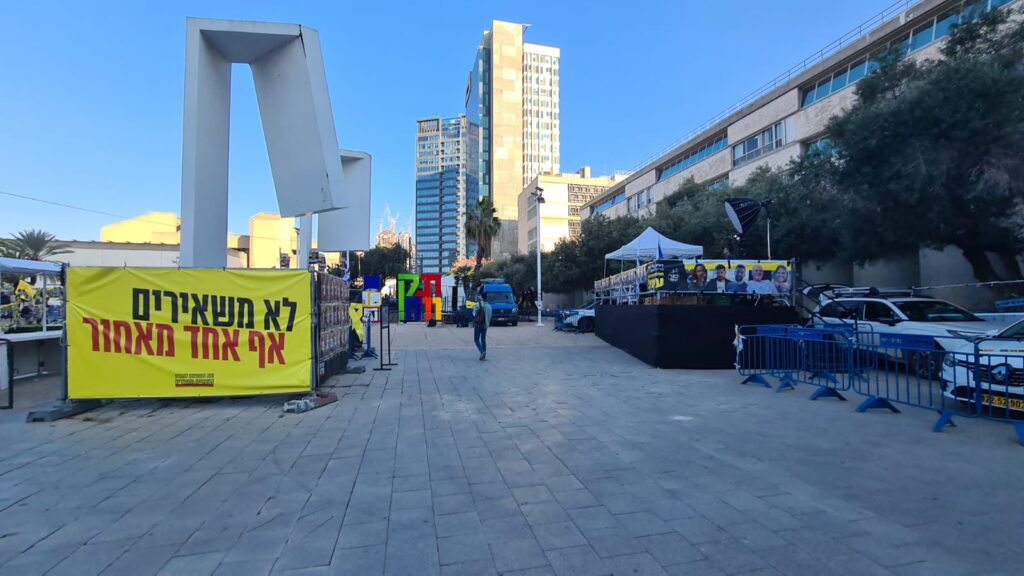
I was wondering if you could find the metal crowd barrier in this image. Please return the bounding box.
[736,324,1024,444]
[553,310,569,332]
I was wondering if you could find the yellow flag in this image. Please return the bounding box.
[16,279,35,299]
[349,303,365,341]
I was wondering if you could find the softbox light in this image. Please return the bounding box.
[724,198,763,235]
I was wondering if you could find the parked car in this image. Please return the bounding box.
[811,293,1006,376]
[941,319,1024,413]
[564,301,596,332]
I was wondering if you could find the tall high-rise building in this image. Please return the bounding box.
[415,116,466,273]
[466,20,560,260]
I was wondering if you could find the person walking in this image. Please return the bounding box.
[473,293,492,361]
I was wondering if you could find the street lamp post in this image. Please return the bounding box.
[531,187,545,327]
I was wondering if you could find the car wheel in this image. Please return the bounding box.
[904,349,942,380]
[578,317,595,333]
[511,320,518,326]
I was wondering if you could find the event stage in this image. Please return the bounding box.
[596,304,799,369]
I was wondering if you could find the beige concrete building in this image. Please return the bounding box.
[93,212,318,269]
[466,20,560,261]
[247,213,299,269]
[583,0,1014,221]
[100,212,181,244]
[517,167,618,254]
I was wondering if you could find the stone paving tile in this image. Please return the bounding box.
[544,545,611,576]
[531,520,588,551]
[3,323,1023,575]
[604,553,669,576]
[489,537,550,573]
[437,533,492,565]
[156,552,225,576]
[330,544,385,576]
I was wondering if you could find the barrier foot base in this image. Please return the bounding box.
[1013,422,1024,447]
[372,367,392,372]
[26,400,104,423]
[808,371,839,385]
[932,411,957,433]
[741,375,772,389]
[855,396,901,414]
[810,386,846,401]
[776,374,796,393]
[362,348,379,360]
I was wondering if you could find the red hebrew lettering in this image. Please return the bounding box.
[248,331,267,369]
[267,333,286,365]
[201,327,220,360]
[82,318,102,352]
[112,320,132,354]
[220,329,240,361]
[100,319,112,353]
[155,323,175,357]
[183,325,201,359]
[133,322,155,356]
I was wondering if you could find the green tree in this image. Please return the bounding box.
[2,229,70,261]
[825,8,1024,280]
[479,253,536,294]
[359,245,411,279]
[542,215,645,293]
[464,197,501,273]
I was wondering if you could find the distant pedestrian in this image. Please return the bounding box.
[473,293,492,361]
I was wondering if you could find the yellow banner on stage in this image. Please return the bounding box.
[67,268,312,399]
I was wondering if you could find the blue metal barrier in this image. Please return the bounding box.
[735,325,801,390]
[553,310,567,332]
[848,333,976,431]
[737,325,1024,441]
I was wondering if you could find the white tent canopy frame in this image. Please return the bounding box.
[0,257,62,276]
[603,227,704,278]
[604,227,703,261]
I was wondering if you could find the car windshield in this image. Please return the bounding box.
[486,292,515,305]
[1000,321,1024,338]
[893,301,981,322]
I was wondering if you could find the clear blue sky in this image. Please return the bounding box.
[0,0,897,242]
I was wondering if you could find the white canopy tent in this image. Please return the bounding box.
[605,227,703,262]
[0,257,62,276]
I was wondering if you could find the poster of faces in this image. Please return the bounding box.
[318,273,350,377]
[646,260,792,294]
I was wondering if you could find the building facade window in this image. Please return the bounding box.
[656,134,729,182]
[800,0,1013,109]
[733,122,785,167]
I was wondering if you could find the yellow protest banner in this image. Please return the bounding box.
[67,268,312,399]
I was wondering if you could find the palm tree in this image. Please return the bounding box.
[464,197,501,274]
[4,230,71,261]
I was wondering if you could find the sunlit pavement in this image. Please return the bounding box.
[1,321,1021,575]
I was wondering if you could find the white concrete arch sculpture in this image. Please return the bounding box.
[180,17,370,267]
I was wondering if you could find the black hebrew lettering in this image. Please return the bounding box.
[132,288,149,321]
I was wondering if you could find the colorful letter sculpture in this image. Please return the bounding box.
[396,273,443,323]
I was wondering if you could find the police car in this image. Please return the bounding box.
[563,301,596,332]
[811,289,1005,376]
[941,320,1024,413]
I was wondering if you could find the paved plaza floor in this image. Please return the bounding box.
[1,321,1022,575]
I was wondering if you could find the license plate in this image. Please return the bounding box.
[981,394,1024,411]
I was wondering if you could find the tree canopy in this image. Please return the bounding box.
[465,197,501,272]
[1,229,70,261]
[540,8,1024,291]
[825,8,1024,281]
[358,245,411,279]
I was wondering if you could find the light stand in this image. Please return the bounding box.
[531,187,546,327]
